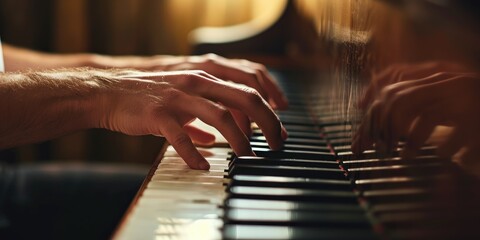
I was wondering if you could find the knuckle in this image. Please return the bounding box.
[163,88,184,102]
[214,107,233,122]
[203,53,219,63]
[177,72,205,89]
[243,87,264,104]
[190,69,207,75]
[256,63,267,72]
[379,84,397,99]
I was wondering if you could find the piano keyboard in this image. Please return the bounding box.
[114,71,480,240]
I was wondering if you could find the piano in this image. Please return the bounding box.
[113,1,480,239]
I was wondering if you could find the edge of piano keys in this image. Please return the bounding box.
[113,143,231,240]
[112,142,170,240]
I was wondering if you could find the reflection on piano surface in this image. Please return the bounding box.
[114,0,480,239]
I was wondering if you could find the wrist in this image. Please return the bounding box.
[26,69,118,131]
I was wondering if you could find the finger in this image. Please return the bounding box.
[359,64,460,109]
[230,109,252,137]
[436,128,463,159]
[196,80,284,150]
[400,114,437,159]
[458,145,480,166]
[160,120,210,170]
[197,56,270,101]
[358,82,376,109]
[352,102,379,154]
[253,66,288,109]
[184,124,216,147]
[177,96,255,156]
[209,57,289,110]
[380,82,446,150]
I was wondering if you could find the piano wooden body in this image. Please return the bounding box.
[114,1,480,239]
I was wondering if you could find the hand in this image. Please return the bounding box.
[94,53,289,110]
[359,61,466,109]
[352,71,480,163]
[95,70,287,170]
[4,45,288,110]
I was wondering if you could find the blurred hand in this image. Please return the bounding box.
[95,70,287,170]
[352,63,480,162]
[359,61,466,109]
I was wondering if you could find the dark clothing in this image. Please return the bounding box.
[0,162,148,240]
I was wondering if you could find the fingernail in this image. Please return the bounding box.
[199,161,210,170]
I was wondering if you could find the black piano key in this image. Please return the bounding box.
[278,115,315,125]
[337,146,438,161]
[328,138,352,147]
[318,120,352,127]
[278,112,311,119]
[277,109,309,116]
[250,142,331,152]
[228,164,345,180]
[253,148,335,160]
[229,174,352,191]
[224,208,371,228]
[225,198,363,212]
[369,201,457,220]
[231,156,339,169]
[362,188,434,204]
[354,175,450,191]
[325,131,352,140]
[227,186,358,204]
[342,155,447,169]
[282,124,320,133]
[223,225,378,240]
[250,136,328,146]
[323,124,352,134]
[347,163,448,180]
[253,130,323,140]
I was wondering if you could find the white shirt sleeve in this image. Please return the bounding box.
[0,37,4,72]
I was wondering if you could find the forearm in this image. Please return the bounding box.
[3,44,99,71]
[0,68,113,149]
[2,43,176,72]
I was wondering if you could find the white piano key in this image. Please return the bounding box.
[160,157,229,165]
[139,195,224,206]
[146,181,224,190]
[115,145,228,240]
[137,200,219,210]
[142,188,225,199]
[156,164,228,171]
[154,169,227,176]
[150,175,226,184]
[132,208,223,219]
[163,146,231,158]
